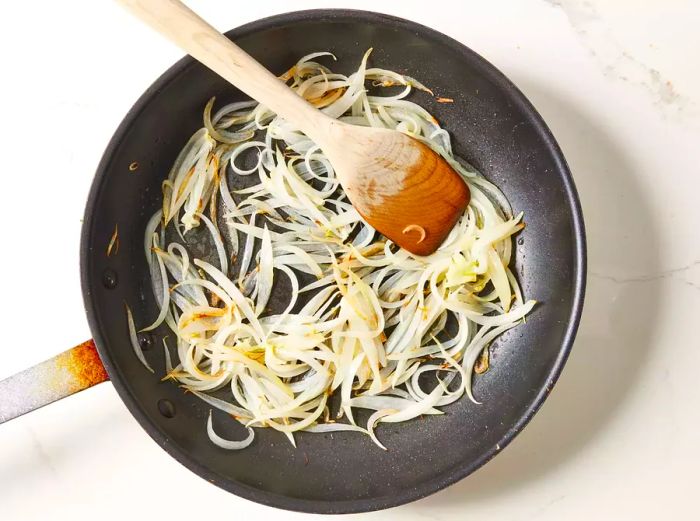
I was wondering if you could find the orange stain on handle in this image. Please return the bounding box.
[56,340,109,391]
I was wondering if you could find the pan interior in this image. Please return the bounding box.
[81,10,584,514]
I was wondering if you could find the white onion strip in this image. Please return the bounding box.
[206,411,254,450]
[126,304,154,373]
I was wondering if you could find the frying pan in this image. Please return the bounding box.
[0,9,585,514]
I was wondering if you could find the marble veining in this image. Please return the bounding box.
[544,0,694,118]
[591,259,700,291]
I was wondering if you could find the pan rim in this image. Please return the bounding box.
[80,8,586,514]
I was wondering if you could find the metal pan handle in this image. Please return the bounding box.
[0,340,108,424]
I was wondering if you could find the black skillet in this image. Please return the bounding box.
[0,9,585,514]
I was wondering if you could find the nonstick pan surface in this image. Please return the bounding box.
[81,9,585,514]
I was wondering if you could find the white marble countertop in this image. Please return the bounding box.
[1,1,698,519]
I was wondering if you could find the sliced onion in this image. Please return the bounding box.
[192,390,249,419]
[367,409,396,450]
[206,411,254,450]
[255,226,273,315]
[133,49,535,451]
[141,236,170,332]
[126,304,154,373]
[305,423,368,434]
[163,337,173,373]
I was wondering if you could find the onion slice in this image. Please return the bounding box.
[126,304,154,373]
[206,411,255,450]
[367,409,397,450]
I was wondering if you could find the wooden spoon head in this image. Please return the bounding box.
[325,125,470,256]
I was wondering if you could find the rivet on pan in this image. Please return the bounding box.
[138,332,154,351]
[102,268,118,289]
[517,237,524,246]
[157,399,176,418]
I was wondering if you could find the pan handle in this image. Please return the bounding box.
[0,340,108,424]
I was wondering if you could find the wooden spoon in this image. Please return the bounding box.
[117,0,470,256]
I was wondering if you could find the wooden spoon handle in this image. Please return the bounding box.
[116,0,332,143]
